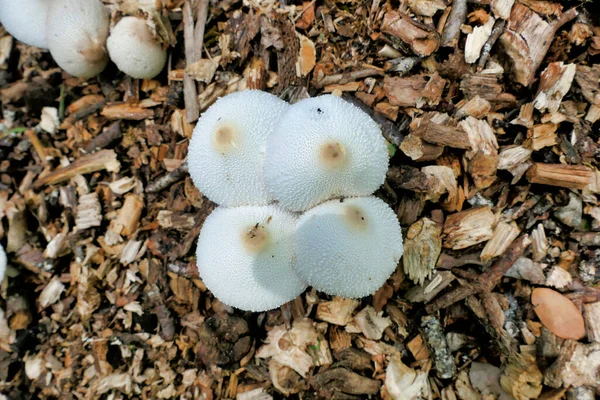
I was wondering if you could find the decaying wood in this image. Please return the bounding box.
[526,163,592,189]
[443,206,495,250]
[33,150,120,189]
[403,218,442,285]
[500,4,578,86]
[382,10,440,56]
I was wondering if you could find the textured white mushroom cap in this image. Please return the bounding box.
[196,205,306,312]
[264,95,389,211]
[46,0,109,78]
[107,16,167,79]
[0,0,50,48]
[0,242,6,284]
[188,90,289,207]
[295,196,403,298]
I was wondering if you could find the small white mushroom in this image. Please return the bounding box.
[0,0,50,48]
[196,205,306,312]
[188,90,289,207]
[264,95,389,211]
[0,243,6,284]
[46,0,109,78]
[294,196,403,298]
[107,16,167,79]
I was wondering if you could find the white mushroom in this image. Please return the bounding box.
[264,95,389,211]
[0,0,50,48]
[294,196,403,298]
[188,90,289,207]
[107,16,167,79]
[0,243,6,284]
[46,0,109,78]
[196,205,306,312]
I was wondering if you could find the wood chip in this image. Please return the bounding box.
[443,206,496,250]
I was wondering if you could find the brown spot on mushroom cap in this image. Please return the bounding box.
[79,40,107,63]
[344,205,368,231]
[241,224,269,253]
[212,122,239,154]
[319,141,346,169]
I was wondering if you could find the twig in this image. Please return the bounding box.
[146,161,189,193]
[440,0,468,47]
[477,19,506,71]
[313,68,383,89]
[83,121,121,153]
[425,234,530,313]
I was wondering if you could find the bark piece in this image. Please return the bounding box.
[499,3,578,86]
[528,123,557,151]
[33,150,120,188]
[443,206,495,250]
[312,368,381,397]
[531,288,586,340]
[440,0,468,47]
[100,103,154,120]
[454,96,491,119]
[382,10,440,56]
[583,302,600,343]
[481,221,520,263]
[384,73,446,108]
[461,117,499,189]
[403,218,442,285]
[111,194,144,237]
[574,64,600,106]
[75,193,102,231]
[196,313,251,366]
[405,271,455,303]
[505,257,546,284]
[460,73,517,108]
[545,342,600,390]
[316,297,359,326]
[533,62,577,113]
[526,163,592,189]
[399,135,444,161]
[411,114,471,149]
[421,316,456,379]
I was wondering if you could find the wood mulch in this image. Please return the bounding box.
[1,0,600,399]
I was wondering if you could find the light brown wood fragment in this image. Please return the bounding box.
[185,57,220,83]
[406,334,431,361]
[499,3,578,86]
[316,297,359,326]
[497,146,532,172]
[33,150,120,188]
[382,10,440,56]
[112,194,144,236]
[296,34,316,77]
[531,224,548,262]
[374,102,399,121]
[491,0,515,19]
[454,96,491,119]
[101,103,154,120]
[422,165,461,210]
[460,73,517,107]
[353,306,391,340]
[25,130,49,165]
[400,135,444,161]
[480,221,520,262]
[574,64,600,106]
[511,102,534,127]
[75,193,102,231]
[323,82,361,93]
[244,57,267,90]
[533,62,576,113]
[384,73,446,108]
[528,123,557,151]
[412,115,471,149]
[408,0,445,17]
[526,163,592,189]
[461,117,498,189]
[443,206,495,250]
[404,271,455,303]
[403,218,442,285]
[500,354,543,400]
[585,104,600,123]
[584,302,600,343]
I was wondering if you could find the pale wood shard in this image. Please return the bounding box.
[384,353,431,400]
[100,103,154,120]
[533,62,577,113]
[313,68,383,89]
[528,123,557,151]
[443,206,495,250]
[497,146,532,173]
[381,10,440,56]
[244,57,267,90]
[545,342,600,390]
[545,266,572,289]
[353,306,391,340]
[111,194,144,237]
[295,34,316,77]
[422,165,461,210]
[404,271,456,303]
[399,134,444,161]
[465,17,495,64]
[480,221,520,263]
[185,57,220,83]
[501,354,543,400]
[316,297,359,326]
[505,257,546,284]
[454,96,491,119]
[407,0,446,17]
[33,150,121,189]
[526,163,592,189]
[157,210,197,230]
[583,302,600,343]
[511,102,534,128]
[491,0,515,19]
[499,3,578,86]
[531,223,548,262]
[75,193,102,231]
[403,218,442,285]
[182,0,199,123]
[460,117,499,189]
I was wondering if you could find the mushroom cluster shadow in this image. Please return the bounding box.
[189,90,404,312]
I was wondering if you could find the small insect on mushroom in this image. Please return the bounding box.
[196,205,306,312]
[107,16,167,79]
[46,0,110,78]
[294,196,404,298]
[188,90,289,207]
[264,95,389,212]
[0,0,50,48]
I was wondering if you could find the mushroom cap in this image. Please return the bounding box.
[0,0,50,48]
[107,16,167,79]
[196,205,306,312]
[264,95,389,211]
[188,90,289,207]
[0,242,6,284]
[294,196,403,298]
[47,0,109,78]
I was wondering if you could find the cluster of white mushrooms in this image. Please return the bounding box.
[188,91,404,312]
[0,0,166,79]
